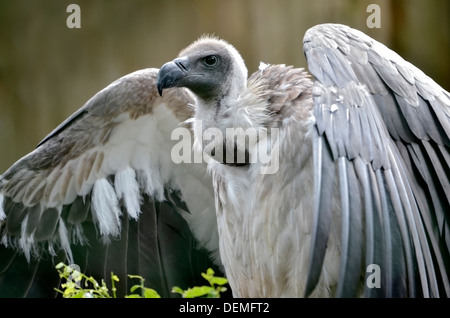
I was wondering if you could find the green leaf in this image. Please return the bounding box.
[210,276,228,286]
[183,286,213,298]
[55,262,65,269]
[172,286,184,295]
[143,288,161,298]
[130,285,142,293]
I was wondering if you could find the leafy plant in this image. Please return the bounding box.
[55,262,227,298]
[55,263,123,298]
[171,268,228,298]
[126,275,161,298]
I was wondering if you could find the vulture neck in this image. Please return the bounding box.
[193,65,250,131]
[193,76,272,167]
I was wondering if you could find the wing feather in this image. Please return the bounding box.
[335,157,364,297]
[354,157,385,297]
[304,23,450,297]
[0,68,221,297]
[305,133,334,296]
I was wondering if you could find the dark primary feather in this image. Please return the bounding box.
[304,23,449,297]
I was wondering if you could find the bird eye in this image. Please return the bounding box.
[203,55,218,66]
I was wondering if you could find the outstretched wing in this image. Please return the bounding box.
[303,24,449,297]
[0,68,221,297]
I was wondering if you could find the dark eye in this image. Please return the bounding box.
[203,55,218,66]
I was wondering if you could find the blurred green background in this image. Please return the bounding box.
[0,0,449,173]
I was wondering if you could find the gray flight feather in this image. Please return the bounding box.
[304,23,449,297]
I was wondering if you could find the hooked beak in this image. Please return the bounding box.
[156,57,189,96]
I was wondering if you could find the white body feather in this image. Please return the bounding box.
[211,104,341,297]
[0,100,220,265]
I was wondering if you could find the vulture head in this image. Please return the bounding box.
[157,36,247,103]
[157,36,257,165]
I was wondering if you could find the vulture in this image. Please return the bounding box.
[0,24,449,298]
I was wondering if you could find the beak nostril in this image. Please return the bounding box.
[174,57,189,72]
[176,61,187,72]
